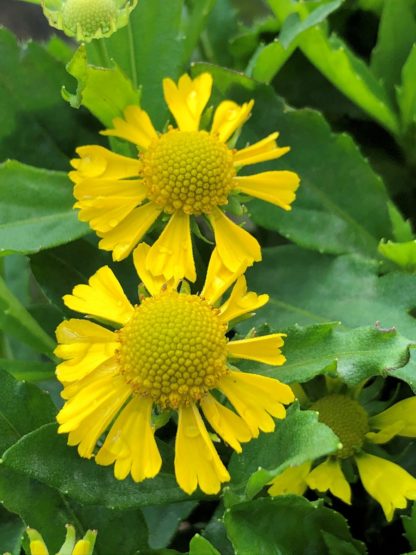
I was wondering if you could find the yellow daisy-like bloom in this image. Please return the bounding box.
[26,525,96,555]
[269,393,416,521]
[70,72,300,281]
[55,246,294,494]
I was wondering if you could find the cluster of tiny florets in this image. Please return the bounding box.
[312,394,369,458]
[117,291,229,409]
[142,130,235,215]
[61,0,118,37]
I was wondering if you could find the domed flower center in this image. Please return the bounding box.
[117,291,229,409]
[142,130,235,215]
[312,394,369,458]
[62,0,118,36]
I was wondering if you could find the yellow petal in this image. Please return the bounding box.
[355,452,416,521]
[268,461,312,497]
[29,540,49,555]
[200,248,249,305]
[101,105,158,149]
[200,393,252,453]
[55,319,118,382]
[306,458,351,504]
[233,133,290,167]
[208,207,261,273]
[73,540,92,555]
[63,266,134,325]
[74,178,144,199]
[70,145,142,181]
[146,212,196,282]
[367,398,416,444]
[163,73,213,131]
[218,371,294,436]
[227,334,286,366]
[233,171,300,211]
[211,99,254,143]
[96,397,162,482]
[98,202,162,261]
[219,276,268,323]
[133,243,175,296]
[175,404,230,494]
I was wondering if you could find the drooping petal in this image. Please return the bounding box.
[101,105,158,149]
[219,276,268,323]
[63,266,134,326]
[227,334,286,366]
[175,404,230,494]
[355,452,416,521]
[367,398,416,444]
[233,171,300,211]
[98,202,162,261]
[306,457,351,504]
[218,371,294,437]
[208,207,261,273]
[163,73,213,131]
[70,145,142,182]
[200,393,252,453]
[200,248,249,305]
[55,319,118,382]
[233,133,290,167]
[29,540,49,555]
[133,243,175,296]
[211,100,254,143]
[145,211,196,282]
[96,397,162,482]
[268,461,312,497]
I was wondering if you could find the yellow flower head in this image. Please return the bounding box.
[27,525,96,555]
[269,391,416,521]
[54,247,294,494]
[70,73,300,281]
[41,0,137,42]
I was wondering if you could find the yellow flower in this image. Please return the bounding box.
[70,73,300,281]
[55,247,294,494]
[269,393,416,521]
[41,0,137,42]
[27,525,96,555]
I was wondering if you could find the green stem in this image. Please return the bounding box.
[127,18,138,88]
[96,38,111,67]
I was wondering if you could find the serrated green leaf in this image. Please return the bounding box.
[62,45,140,128]
[0,506,24,555]
[0,28,99,170]
[267,0,400,134]
[397,44,416,131]
[189,535,221,555]
[0,161,88,256]
[142,501,197,549]
[370,0,416,102]
[224,496,366,555]
[228,405,338,498]
[2,423,201,509]
[388,202,414,242]
[379,240,416,271]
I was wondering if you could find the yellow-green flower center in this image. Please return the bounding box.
[117,291,228,409]
[312,394,369,458]
[62,0,118,37]
[142,130,235,215]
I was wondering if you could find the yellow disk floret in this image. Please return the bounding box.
[117,291,228,408]
[312,394,369,458]
[142,130,235,215]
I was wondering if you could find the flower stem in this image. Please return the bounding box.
[96,38,111,67]
[127,18,138,89]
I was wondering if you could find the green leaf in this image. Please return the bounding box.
[0,369,55,455]
[370,0,416,102]
[388,201,414,242]
[0,28,100,170]
[204,0,239,67]
[378,240,416,271]
[228,405,338,498]
[0,359,54,382]
[397,44,416,131]
[63,45,140,128]
[224,496,365,555]
[2,423,200,509]
[0,161,88,257]
[182,0,217,65]
[249,40,294,83]
[189,535,221,555]
[142,501,197,549]
[259,322,414,386]
[267,0,400,134]
[0,276,55,355]
[403,502,416,550]
[0,506,24,555]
